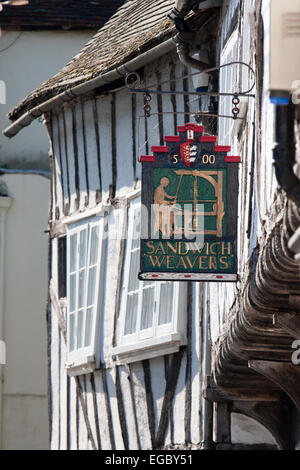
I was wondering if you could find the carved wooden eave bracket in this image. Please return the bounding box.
[273,311,300,339]
[231,400,292,450]
[248,360,300,411]
[211,194,300,411]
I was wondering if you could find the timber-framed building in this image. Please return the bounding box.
[4,0,300,450]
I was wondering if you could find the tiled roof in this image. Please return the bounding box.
[0,0,125,29]
[9,0,215,120]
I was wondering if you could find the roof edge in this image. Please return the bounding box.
[3,36,177,138]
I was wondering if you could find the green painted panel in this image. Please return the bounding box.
[153,168,227,237]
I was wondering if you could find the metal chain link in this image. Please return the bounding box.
[144,93,152,118]
[232,94,240,120]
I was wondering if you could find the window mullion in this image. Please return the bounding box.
[74,230,80,351]
[77,226,88,351]
[136,279,144,339]
[121,205,136,339]
[91,218,104,353]
[82,224,91,351]
[129,203,142,339]
[172,282,179,330]
[66,232,71,352]
[153,282,161,337]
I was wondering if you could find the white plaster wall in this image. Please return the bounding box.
[2,395,48,450]
[1,173,49,449]
[0,30,96,170]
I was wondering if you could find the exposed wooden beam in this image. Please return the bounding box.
[288,295,300,310]
[232,401,291,450]
[248,360,300,411]
[204,375,282,402]
[214,402,231,444]
[273,312,300,339]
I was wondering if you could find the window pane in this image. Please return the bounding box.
[69,314,75,352]
[68,218,103,355]
[70,274,76,312]
[158,283,174,325]
[70,234,77,272]
[87,266,96,306]
[128,248,140,293]
[79,229,87,268]
[84,307,93,348]
[141,285,155,330]
[124,293,138,335]
[78,270,86,309]
[132,209,140,250]
[89,226,99,265]
[77,310,84,349]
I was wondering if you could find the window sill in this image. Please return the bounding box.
[112,333,185,364]
[65,355,95,377]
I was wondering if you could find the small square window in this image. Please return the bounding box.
[113,199,187,363]
[66,216,105,373]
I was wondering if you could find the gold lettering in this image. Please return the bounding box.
[166,242,177,255]
[166,256,175,269]
[209,256,217,269]
[199,256,208,269]
[176,256,187,269]
[209,242,219,255]
[222,242,231,255]
[187,242,205,254]
[178,242,189,255]
[220,256,229,269]
[186,255,199,269]
[148,255,166,268]
[154,242,166,254]
[146,241,155,254]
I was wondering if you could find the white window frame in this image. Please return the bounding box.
[219,28,240,144]
[66,215,105,375]
[112,198,187,364]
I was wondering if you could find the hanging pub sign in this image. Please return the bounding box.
[139,123,240,282]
